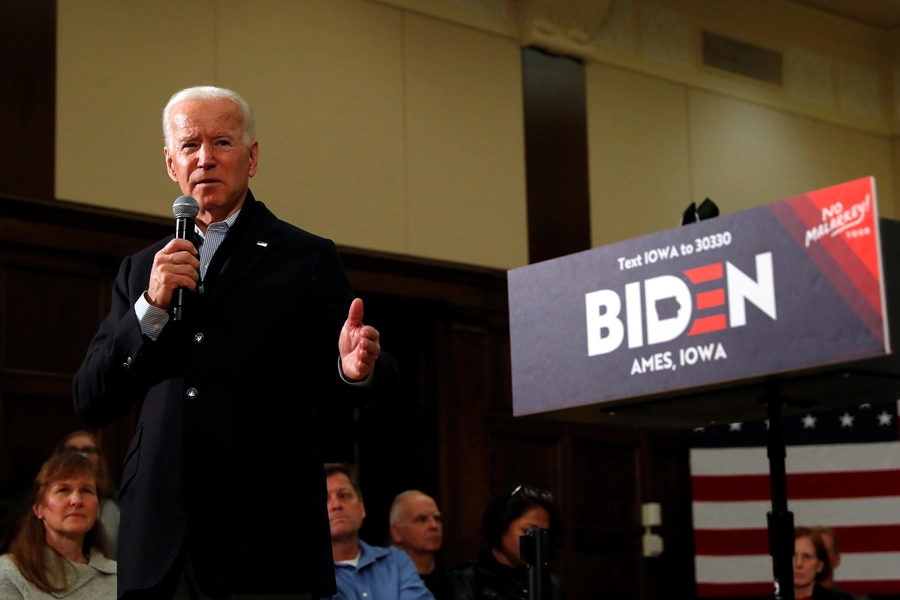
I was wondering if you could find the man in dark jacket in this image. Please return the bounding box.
[74,86,395,599]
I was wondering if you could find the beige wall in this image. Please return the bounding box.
[56,0,527,268]
[587,63,896,246]
[57,0,900,269]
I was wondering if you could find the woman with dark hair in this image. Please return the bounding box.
[0,453,116,598]
[52,430,120,559]
[793,526,852,600]
[447,484,564,600]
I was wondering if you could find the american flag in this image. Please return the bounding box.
[690,400,900,597]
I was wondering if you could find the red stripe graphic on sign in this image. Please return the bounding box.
[688,314,727,335]
[769,200,884,345]
[786,193,882,317]
[696,289,725,309]
[684,263,723,283]
[692,469,900,501]
[807,178,880,280]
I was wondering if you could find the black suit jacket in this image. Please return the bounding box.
[74,193,392,597]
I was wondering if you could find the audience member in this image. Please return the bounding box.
[447,484,563,600]
[793,526,852,600]
[325,464,433,600]
[53,431,120,559]
[389,490,447,597]
[809,526,871,600]
[0,453,116,599]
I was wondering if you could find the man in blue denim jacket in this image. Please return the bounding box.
[324,464,433,600]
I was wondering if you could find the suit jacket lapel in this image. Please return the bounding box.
[205,196,284,311]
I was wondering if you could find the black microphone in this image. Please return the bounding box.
[172,195,199,321]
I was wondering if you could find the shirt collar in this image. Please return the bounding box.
[195,209,241,240]
[356,539,392,569]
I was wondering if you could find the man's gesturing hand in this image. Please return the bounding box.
[146,238,200,310]
[339,298,381,381]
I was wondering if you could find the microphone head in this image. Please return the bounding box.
[173,195,199,219]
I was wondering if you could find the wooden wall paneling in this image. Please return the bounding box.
[0,195,166,511]
[487,423,561,494]
[486,417,569,577]
[0,200,171,259]
[4,261,106,374]
[0,0,56,200]
[0,259,9,499]
[435,318,496,567]
[0,255,113,499]
[355,293,441,548]
[488,312,514,416]
[0,391,85,499]
[569,426,644,599]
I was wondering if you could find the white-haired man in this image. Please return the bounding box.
[389,490,447,598]
[75,86,397,599]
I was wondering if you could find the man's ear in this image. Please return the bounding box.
[389,524,403,545]
[831,554,841,569]
[247,141,259,178]
[164,147,178,183]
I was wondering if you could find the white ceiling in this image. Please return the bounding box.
[788,0,900,29]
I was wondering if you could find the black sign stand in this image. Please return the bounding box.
[765,396,795,600]
[685,204,797,599]
[521,527,552,600]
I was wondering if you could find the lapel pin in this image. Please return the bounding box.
[257,241,268,247]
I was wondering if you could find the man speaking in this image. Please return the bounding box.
[74,86,396,600]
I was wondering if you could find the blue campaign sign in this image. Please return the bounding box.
[508,178,890,418]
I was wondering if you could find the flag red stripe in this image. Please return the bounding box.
[696,289,725,309]
[688,314,727,335]
[839,579,900,594]
[692,470,900,501]
[694,525,900,556]
[697,580,900,597]
[684,263,723,283]
[696,582,773,597]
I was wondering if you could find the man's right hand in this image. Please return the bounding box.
[147,238,200,310]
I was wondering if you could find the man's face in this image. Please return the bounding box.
[820,532,840,570]
[390,493,442,553]
[327,473,366,542]
[164,97,258,224]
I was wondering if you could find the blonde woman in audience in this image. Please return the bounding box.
[53,430,120,558]
[0,453,116,599]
